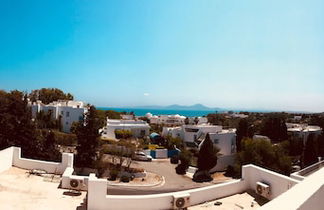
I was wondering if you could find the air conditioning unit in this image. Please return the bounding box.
[256,181,270,199]
[173,193,190,209]
[70,179,84,190]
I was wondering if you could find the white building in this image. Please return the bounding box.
[162,124,223,143]
[101,119,150,140]
[286,123,322,144]
[30,100,87,133]
[145,113,186,126]
[121,114,134,120]
[145,112,208,126]
[163,124,236,171]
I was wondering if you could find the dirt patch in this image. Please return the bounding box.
[108,172,163,186]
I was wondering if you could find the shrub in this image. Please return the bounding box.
[175,149,192,175]
[108,169,118,181]
[170,155,179,164]
[53,130,77,146]
[120,175,130,183]
[115,129,133,139]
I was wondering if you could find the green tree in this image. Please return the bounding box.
[193,134,219,182]
[303,134,318,167]
[165,135,183,150]
[236,138,292,176]
[0,91,50,159]
[29,88,74,104]
[175,149,192,175]
[260,114,288,142]
[236,118,254,152]
[197,134,218,171]
[75,106,101,167]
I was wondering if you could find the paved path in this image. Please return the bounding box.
[107,159,214,195]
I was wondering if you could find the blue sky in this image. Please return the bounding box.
[0,0,323,112]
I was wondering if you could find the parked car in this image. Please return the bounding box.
[133,151,152,161]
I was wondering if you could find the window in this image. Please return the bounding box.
[66,112,70,117]
[61,111,64,115]
[231,137,236,154]
[185,128,199,132]
[140,130,145,137]
[214,139,219,144]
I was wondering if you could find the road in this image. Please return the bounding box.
[107,159,214,195]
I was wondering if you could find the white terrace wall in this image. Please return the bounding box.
[0,147,14,173]
[12,147,73,174]
[88,175,247,210]
[261,167,324,210]
[87,164,300,210]
[242,164,300,200]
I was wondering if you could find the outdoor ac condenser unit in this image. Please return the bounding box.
[173,193,190,209]
[256,181,271,199]
[70,179,84,190]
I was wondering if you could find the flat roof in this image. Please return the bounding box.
[0,167,86,210]
[189,190,268,210]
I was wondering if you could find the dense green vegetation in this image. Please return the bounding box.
[29,88,73,104]
[235,138,291,176]
[0,90,60,161]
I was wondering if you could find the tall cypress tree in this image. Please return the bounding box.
[75,106,101,167]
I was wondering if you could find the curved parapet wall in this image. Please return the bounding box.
[87,165,300,210]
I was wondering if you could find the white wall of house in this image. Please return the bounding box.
[59,106,86,133]
[102,119,150,140]
[162,126,183,139]
[209,131,236,156]
[30,100,87,133]
[182,125,222,143]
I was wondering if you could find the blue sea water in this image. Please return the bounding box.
[97,107,218,117]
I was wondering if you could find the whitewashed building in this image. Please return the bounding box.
[145,113,186,126]
[145,112,208,126]
[30,100,87,133]
[162,124,223,143]
[101,119,150,140]
[286,123,322,144]
[121,114,134,120]
[163,124,237,171]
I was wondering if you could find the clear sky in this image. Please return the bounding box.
[0,0,323,112]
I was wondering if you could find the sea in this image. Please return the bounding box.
[97,107,218,117]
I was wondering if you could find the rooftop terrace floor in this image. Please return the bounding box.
[0,167,86,210]
[189,190,269,210]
